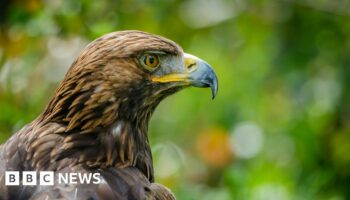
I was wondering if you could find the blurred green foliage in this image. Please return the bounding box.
[1,0,350,199]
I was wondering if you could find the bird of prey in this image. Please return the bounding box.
[0,30,218,200]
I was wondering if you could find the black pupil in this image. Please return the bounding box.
[148,56,154,64]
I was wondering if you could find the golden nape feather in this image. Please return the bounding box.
[0,30,218,200]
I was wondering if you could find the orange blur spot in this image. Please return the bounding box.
[196,127,233,168]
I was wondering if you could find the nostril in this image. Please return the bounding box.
[187,63,196,70]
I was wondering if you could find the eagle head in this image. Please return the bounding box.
[44,30,218,132]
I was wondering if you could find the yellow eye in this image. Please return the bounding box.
[141,53,160,70]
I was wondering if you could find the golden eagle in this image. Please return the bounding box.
[0,30,218,200]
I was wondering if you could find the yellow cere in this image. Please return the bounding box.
[184,57,197,71]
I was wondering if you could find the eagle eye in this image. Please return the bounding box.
[140,53,160,71]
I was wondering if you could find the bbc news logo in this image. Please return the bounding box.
[5,171,102,186]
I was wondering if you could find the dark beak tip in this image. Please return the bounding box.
[211,77,218,100]
[211,91,216,100]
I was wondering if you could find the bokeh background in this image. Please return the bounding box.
[1,0,350,199]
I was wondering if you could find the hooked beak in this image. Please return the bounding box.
[185,53,218,99]
[151,53,218,99]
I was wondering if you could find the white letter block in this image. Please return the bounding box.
[40,171,54,186]
[23,171,37,185]
[5,171,19,186]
